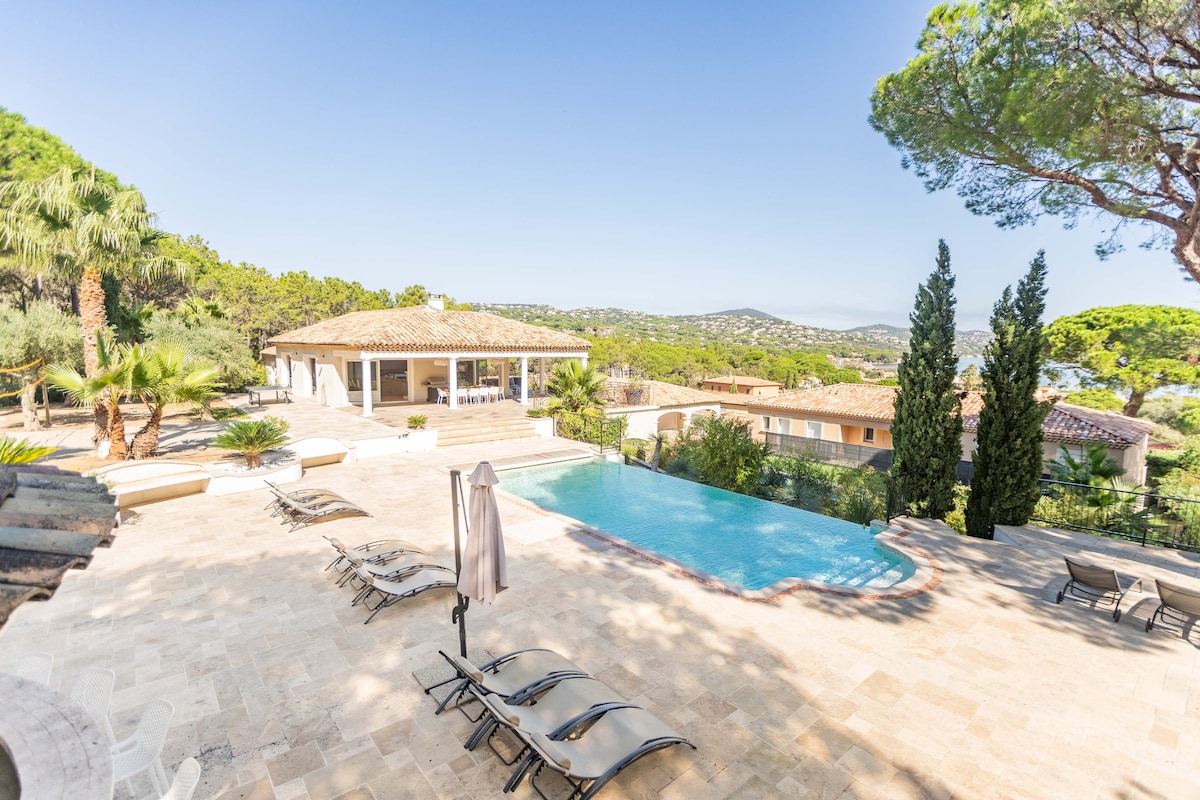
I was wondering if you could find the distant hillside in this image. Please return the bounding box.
[474,303,990,360]
[704,308,781,321]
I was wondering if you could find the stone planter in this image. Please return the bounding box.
[205,451,302,496]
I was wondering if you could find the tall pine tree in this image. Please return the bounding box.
[892,240,962,519]
[965,253,1050,538]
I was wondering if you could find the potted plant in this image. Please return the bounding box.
[212,416,290,469]
[407,414,428,430]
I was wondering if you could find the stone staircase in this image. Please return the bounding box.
[433,417,543,447]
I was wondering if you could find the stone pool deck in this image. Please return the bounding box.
[2,434,1199,799]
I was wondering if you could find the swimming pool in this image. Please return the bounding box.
[497,458,916,593]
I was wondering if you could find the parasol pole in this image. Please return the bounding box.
[450,469,469,658]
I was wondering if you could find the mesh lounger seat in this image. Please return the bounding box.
[324,534,427,578]
[352,566,456,623]
[1056,556,1142,621]
[336,550,449,589]
[273,493,372,530]
[428,649,590,718]
[466,676,636,763]
[265,481,347,512]
[1145,578,1200,635]
[506,706,696,800]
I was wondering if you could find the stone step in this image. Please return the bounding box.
[432,417,541,447]
[436,429,542,447]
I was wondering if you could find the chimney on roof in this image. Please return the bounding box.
[428,294,445,311]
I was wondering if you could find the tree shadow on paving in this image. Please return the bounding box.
[0,514,961,800]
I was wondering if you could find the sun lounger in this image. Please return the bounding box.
[1145,578,1200,635]
[272,493,371,530]
[466,676,635,763]
[335,550,449,589]
[428,649,590,718]
[323,536,427,575]
[265,482,348,515]
[506,706,695,799]
[1055,556,1142,621]
[352,566,456,624]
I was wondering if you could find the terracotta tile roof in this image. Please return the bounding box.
[750,383,1153,449]
[270,306,591,354]
[0,465,118,631]
[702,375,783,388]
[602,378,722,409]
[963,402,1155,449]
[748,384,901,423]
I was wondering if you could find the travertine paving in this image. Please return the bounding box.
[2,431,1199,800]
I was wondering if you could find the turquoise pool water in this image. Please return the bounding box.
[499,459,914,591]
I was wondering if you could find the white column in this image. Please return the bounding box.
[581,355,588,369]
[539,358,546,393]
[519,357,529,405]
[361,357,374,417]
[449,357,459,409]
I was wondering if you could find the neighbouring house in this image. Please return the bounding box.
[748,383,1156,483]
[601,378,722,439]
[269,298,590,415]
[700,375,783,399]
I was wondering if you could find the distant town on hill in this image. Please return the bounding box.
[475,304,991,361]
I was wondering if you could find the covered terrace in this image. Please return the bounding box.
[269,299,590,416]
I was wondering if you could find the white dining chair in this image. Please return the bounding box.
[12,652,54,685]
[70,666,117,744]
[159,757,202,800]
[435,388,448,405]
[111,699,175,797]
[468,387,482,405]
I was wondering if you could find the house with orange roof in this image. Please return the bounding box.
[748,383,1156,482]
[601,377,723,438]
[269,298,590,415]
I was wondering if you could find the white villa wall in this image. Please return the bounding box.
[617,403,722,440]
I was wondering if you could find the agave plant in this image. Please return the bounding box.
[0,436,57,464]
[212,416,290,469]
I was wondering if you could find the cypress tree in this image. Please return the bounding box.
[965,253,1050,538]
[892,240,962,519]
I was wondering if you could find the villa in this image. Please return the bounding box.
[748,383,1157,482]
[268,298,590,415]
[600,377,722,439]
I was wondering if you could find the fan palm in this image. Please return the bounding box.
[123,342,219,459]
[1045,443,1125,486]
[0,437,57,464]
[44,336,132,459]
[544,361,606,416]
[0,167,185,439]
[212,417,290,469]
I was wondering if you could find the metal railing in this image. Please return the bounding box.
[1030,478,1200,552]
[555,411,626,454]
[764,433,893,471]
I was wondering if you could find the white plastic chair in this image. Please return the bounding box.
[111,699,174,796]
[435,388,448,405]
[159,757,202,800]
[70,666,117,744]
[12,652,53,685]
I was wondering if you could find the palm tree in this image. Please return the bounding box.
[124,342,219,459]
[44,337,132,459]
[544,361,606,416]
[0,167,185,439]
[0,437,56,464]
[1045,443,1125,486]
[648,430,669,472]
[213,417,290,469]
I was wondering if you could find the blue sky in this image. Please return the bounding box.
[2,1,1194,330]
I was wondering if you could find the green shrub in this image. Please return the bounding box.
[407,414,428,429]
